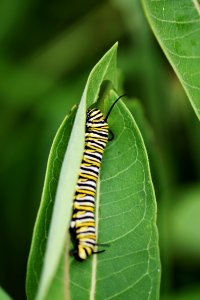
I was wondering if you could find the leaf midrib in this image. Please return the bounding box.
[90,171,101,300]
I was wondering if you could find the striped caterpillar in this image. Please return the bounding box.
[70,95,125,261]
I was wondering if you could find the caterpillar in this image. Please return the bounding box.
[70,95,125,261]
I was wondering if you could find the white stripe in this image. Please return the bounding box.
[75,199,94,204]
[79,211,94,217]
[96,140,106,146]
[87,122,107,128]
[81,166,99,173]
[89,140,106,147]
[90,113,103,120]
[77,226,95,233]
[91,129,108,135]
[85,132,108,139]
[75,197,95,202]
[70,220,75,228]
[77,184,96,191]
[76,217,94,223]
[82,239,96,245]
[76,195,94,201]
[86,227,95,232]
[88,143,104,150]
[84,154,100,162]
[78,179,96,186]
[80,169,99,177]
[74,201,94,207]
[85,151,102,159]
[77,232,95,238]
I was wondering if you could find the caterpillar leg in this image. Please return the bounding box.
[93,242,110,255]
[93,249,106,254]
[108,130,114,141]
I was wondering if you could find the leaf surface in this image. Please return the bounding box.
[142,0,200,119]
[26,43,160,300]
[69,90,160,300]
[0,288,13,300]
[171,185,200,258]
[26,43,118,300]
[26,106,77,300]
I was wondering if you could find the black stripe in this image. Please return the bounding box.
[92,127,108,132]
[86,129,108,136]
[75,215,94,220]
[76,230,96,236]
[77,230,95,234]
[84,248,89,257]
[84,240,96,246]
[85,136,107,142]
[88,141,106,149]
[84,145,103,152]
[74,207,94,212]
[83,152,102,161]
[86,143,104,150]
[84,149,103,156]
[75,225,95,231]
[87,131,108,138]
[77,184,96,190]
[78,176,96,183]
[89,112,103,119]
[78,180,96,186]
[74,202,95,206]
[79,170,98,176]
[80,166,99,176]
[75,199,94,204]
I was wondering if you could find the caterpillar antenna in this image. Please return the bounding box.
[105,94,126,121]
[93,249,106,254]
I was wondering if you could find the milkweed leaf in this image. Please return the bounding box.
[26,42,160,300]
[69,90,160,300]
[142,0,200,120]
[0,288,13,300]
[26,42,118,300]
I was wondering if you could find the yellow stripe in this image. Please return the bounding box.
[77,234,96,239]
[81,162,93,167]
[76,189,95,196]
[93,128,108,132]
[85,148,104,154]
[73,204,94,212]
[84,247,94,255]
[80,237,96,242]
[76,222,95,227]
[77,227,95,233]
[75,193,86,199]
[79,173,97,180]
[85,137,108,143]
[83,157,100,167]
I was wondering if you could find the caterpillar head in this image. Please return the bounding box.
[70,248,84,262]
[70,244,93,261]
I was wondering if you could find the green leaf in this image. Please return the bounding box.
[69,90,160,300]
[141,0,200,120]
[26,43,118,300]
[0,288,13,300]
[171,185,200,259]
[26,106,77,300]
[26,42,160,300]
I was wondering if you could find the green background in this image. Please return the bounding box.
[0,0,200,299]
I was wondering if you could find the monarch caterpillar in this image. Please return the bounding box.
[70,95,125,261]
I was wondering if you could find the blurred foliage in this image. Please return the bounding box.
[0,0,199,299]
